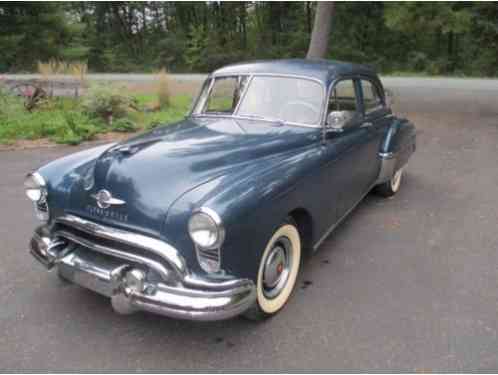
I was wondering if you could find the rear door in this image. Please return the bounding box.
[358,78,392,185]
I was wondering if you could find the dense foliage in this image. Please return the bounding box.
[0,87,192,145]
[0,2,497,76]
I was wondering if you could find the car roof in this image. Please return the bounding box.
[212,59,378,86]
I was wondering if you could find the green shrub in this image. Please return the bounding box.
[57,111,100,142]
[111,118,137,133]
[0,88,190,146]
[82,84,138,124]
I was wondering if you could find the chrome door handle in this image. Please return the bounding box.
[361,122,373,128]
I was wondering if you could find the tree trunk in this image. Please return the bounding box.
[306,2,312,35]
[306,2,335,59]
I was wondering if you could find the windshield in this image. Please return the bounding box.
[192,75,324,126]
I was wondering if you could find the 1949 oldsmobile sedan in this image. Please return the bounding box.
[25,59,416,321]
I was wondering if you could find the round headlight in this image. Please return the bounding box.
[24,172,46,202]
[188,208,224,249]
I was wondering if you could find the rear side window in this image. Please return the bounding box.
[329,79,359,115]
[361,80,383,113]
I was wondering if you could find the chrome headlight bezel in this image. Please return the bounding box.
[24,172,46,202]
[188,207,225,250]
[24,172,49,221]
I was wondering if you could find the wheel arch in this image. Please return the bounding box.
[287,207,314,257]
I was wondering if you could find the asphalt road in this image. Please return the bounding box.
[1,78,498,371]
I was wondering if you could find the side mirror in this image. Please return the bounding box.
[326,111,352,133]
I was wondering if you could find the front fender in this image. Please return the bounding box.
[166,142,324,281]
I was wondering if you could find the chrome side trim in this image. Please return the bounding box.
[379,151,394,159]
[376,151,397,184]
[56,215,187,277]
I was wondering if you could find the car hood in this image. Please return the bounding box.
[67,116,320,237]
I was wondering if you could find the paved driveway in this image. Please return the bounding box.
[1,79,497,371]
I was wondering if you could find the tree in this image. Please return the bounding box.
[0,2,496,76]
[0,3,72,71]
[306,2,335,59]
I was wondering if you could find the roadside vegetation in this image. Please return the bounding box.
[0,70,191,146]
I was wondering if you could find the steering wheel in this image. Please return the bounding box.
[279,101,320,123]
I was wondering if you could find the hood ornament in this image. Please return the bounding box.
[91,189,126,209]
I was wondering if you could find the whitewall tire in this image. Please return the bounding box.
[243,221,301,320]
[375,168,403,197]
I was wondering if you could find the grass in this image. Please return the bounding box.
[131,93,191,129]
[0,89,192,146]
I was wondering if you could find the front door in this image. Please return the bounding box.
[323,78,381,220]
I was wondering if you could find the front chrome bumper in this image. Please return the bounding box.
[29,216,256,321]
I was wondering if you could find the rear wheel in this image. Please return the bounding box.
[243,220,301,321]
[375,168,403,197]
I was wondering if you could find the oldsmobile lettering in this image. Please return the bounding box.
[85,205,128,222]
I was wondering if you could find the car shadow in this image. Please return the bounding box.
[56,171,430,354]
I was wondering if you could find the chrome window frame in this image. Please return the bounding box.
[189,73,328,129]
[358,77,385,115]
[325,76,363,124]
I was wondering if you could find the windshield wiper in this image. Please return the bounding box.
[238,114,287,125]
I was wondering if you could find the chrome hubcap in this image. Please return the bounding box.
[263,237,292,299]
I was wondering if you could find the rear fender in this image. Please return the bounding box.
[377,117,416,183]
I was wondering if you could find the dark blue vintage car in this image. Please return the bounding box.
[25,59,416,321]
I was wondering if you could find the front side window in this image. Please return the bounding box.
[193,76,248,115]
[361,80,383,113]
[192,75,324,126]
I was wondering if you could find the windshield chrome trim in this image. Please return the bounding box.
[189,73,327,128]
[188,75,213,115]
[232,75,252,115]
[190,113,322,129]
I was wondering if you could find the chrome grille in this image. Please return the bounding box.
[196,247,221,272]
[53,217,185,284]
[197,248,219,261]
[34,197,49,221]
[36,200,48,213]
